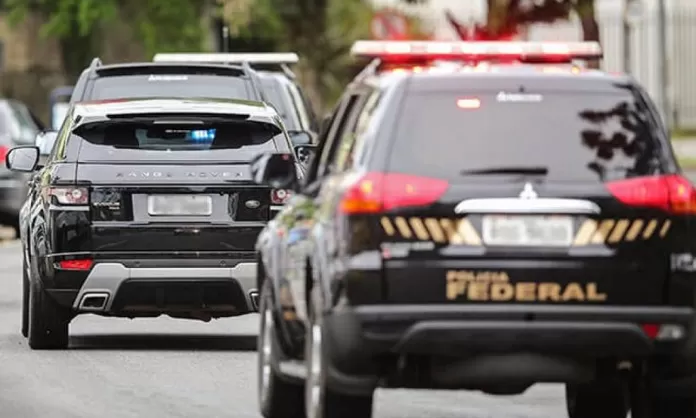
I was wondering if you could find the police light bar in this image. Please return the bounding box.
[350,40,602,62]
[152,53,299,65]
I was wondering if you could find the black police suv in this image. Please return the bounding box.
[152,53,320,145]
[7,97,310,350]
[251,40,696,418]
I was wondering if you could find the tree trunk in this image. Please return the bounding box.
[575,0,601,69]
[486,0,511,36]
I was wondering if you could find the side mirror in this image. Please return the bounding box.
[288,130,312,146]
[6,146,40,172]
[294,143,317,165]
[35,131,58,156]
[250,152,298,189]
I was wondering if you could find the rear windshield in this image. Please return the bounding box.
[260,77,299,131]
[389,90,663,182]
[73,120,285,162]
[89,75,249,101]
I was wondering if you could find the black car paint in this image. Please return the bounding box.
[255,67,696,396]
[18,99,310,319]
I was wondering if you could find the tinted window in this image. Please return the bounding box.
[90,75,249,101]
[74,120,281,162]
[259,78,298,131]
[390,90,662,182]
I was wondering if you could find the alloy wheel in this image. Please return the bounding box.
[258,302,274,408]
[305,323,324,418]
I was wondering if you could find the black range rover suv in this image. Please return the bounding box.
[8,97,310,350]
[251,41,696,418]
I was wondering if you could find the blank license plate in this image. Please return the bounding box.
[482,215,574,247]
[147,194,213,216]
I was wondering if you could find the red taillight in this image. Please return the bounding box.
[0,146,8,163]
[58,259,93,271]
[271,189,291,204]
[641,323,659,339]
[606,174,696,214]
[46,187,89,205]
[339,172,449,214]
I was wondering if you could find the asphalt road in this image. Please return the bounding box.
[0,240,566,418]
[9,169,696,417]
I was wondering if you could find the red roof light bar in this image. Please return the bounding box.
[350,40,603,63]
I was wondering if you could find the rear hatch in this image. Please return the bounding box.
[73,114,285,254]
[374,85,694,307]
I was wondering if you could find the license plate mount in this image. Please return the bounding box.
[481,215,574,247]
[147,194,213,216]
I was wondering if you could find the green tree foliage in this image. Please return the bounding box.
[4,0,208,79]
[401,0,599,45]
[225,0,374,110]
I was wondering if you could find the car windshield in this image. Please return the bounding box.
[90,75,249,101]
[73,119,284,162]
[389,88,662,183]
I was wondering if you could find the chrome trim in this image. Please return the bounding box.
[49,204,89,211]
[453,198,601,215]
[73,262,257,312]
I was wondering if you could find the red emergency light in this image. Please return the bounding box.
[350,40,602,63]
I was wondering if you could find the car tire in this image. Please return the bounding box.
[566,382,629,418]
[258,280,304,418]
[304,289,373,418]
[27,272,70,350]
[21,254,29,338]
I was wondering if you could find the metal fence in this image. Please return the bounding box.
[528,9,696,130]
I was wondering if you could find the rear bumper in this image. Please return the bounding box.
[49,261,258,316]
[322,304,696,394]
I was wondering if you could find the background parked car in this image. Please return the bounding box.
[0,98,44,233]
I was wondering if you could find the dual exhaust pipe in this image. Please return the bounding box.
[79,290,261,313]
[249,290,260,311]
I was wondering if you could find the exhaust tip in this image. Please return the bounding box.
[249,291,260,311]
[79,293,109,311]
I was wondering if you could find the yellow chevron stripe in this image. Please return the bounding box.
[425,218,446,242]
[643,219,658,239]
[607,219,630,243]
[409,217,430,241]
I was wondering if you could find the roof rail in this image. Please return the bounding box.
[89,58,102,69]
[88,57,103,77]
[353,59,382,83]
[279,64,296,79]
[241,61,267,102]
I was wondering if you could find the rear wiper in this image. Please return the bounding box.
[460,166,549,176]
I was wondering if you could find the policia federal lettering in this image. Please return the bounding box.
[446,270,607,302]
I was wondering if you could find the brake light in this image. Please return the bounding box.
[456,98,481,109]
[58,259,93,271]
[47,187,89,205]
[606,174,696,214]
[271,189,291,204]
[0,146,8,164]
[339,172,449,214]
[350,40,602,63]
